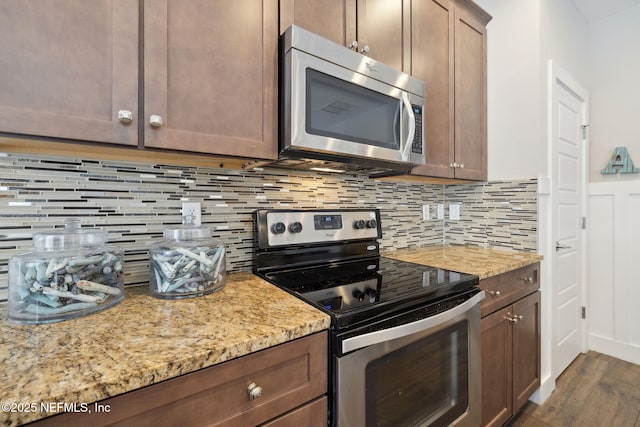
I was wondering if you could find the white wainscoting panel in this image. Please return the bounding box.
[588,182,640,365]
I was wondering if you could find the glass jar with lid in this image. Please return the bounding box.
[149,225,226,299]
[8,218,125,324]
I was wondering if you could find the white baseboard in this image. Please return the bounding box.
[589,334,640,365]
[529,374,555,405]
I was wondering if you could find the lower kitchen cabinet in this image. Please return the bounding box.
[30,331,327,427]
[480,264,541,427]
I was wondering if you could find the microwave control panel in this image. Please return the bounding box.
[411,105,423,155]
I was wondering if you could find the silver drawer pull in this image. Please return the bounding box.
[488,290,501,296]
[521,277,534,284]
[248,382,263,400]
[504,313,523,323]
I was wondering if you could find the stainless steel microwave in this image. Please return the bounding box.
[279,25,426,176]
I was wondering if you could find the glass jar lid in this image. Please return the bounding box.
[32,218,107,251]
[163,224,212,241]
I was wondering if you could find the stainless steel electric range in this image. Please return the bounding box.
[254,209,484,427]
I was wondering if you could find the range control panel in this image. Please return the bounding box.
[255,209,382,248]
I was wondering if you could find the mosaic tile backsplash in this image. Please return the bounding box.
[0,152,538,302]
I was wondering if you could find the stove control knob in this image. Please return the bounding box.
[353,219,366,229]
[288,221,303,233]
[366,219,378,229]
[352,289,365,302]
[365,288,377,298]
[271,222,286,234]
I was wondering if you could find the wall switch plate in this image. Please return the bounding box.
[422,204,430,220]
[449,203,460,221]
[182,202,201,226]
[437,204,444,220]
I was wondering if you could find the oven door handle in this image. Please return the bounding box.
[341,291,485,354]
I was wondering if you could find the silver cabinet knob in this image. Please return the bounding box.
[488,290,501,296]
[516,315,524,321]
[349,40,359,49]
[459,163,465,168]
[149,115,163,128]
[118,110,133,124]
[522,277,534,284]
[360,45,370,53]
[247,382,263,400]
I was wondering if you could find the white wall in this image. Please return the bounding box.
[540,0,590,91]
[475,0,588,182]
[474,0,543,182]
[585,3,640,365]
[588,4,640,183]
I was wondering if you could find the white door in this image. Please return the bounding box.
[550,61,588,377]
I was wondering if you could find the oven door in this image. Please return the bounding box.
[335,291,484,427]
[283,48,425,166]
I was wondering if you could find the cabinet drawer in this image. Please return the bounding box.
[261,396,327,427]
[32,332,327,427]
[479,263,539,317]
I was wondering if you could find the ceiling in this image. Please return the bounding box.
[571,0,640,22]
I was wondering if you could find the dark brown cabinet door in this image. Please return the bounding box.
[356,0,406,71]
[280,0,356,46]
[481,286,541,427]
[512,291,541,411]
[481,306,513,427]
[0,0,138,146]
[409,0,455,179]
[144,0,279,159]
[410,0,489,180]
[453,2,487,180]
[280,0,405,70]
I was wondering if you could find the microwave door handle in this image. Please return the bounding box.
[400,92,415,161]
[341,291,486,354]
[393,100,401,147]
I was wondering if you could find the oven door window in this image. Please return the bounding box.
[305,68,400,150]
[365,322,469,427]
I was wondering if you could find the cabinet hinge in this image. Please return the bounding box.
[581,306,586,319]
[582,217,587,230]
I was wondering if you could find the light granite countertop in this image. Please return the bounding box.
[0,272,330,426]
[383,245,543,279]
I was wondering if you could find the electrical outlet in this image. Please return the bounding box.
[182,202,201,226]
[422,204,430,220]
[437,204,444,220]
[449,203,460,221]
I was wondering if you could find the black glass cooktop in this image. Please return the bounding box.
[261,257,479,329]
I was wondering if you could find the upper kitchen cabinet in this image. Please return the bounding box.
[0,0,139,146]
[410,0,490,181]
[144,0,279,159]
[279,0,407,72]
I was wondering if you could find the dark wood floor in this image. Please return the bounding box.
[506,351,640,427]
